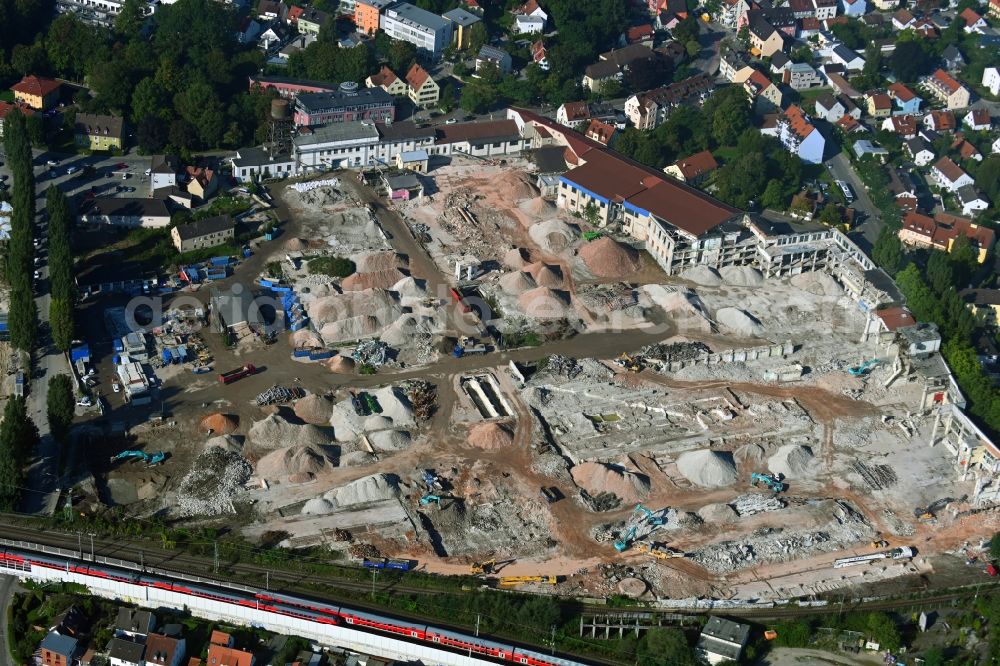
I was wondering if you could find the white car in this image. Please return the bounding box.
[144,168,151,176]
[112,380,121,393]
[76,396,92,407]
[46,160,58,167]
[65,166,78,175]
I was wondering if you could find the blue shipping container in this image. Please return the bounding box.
[177,345,188,362]
[113,339,124,353]
[210,256,232,266]
[162,348,173,363]
[258,279,274,288]
[308,350,334,360]
[292,349,312,358]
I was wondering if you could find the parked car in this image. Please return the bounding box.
[76,396,92,407]
[66,166,78,175]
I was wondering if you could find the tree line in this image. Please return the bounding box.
[45,187,75,352]
[3,109,39,352]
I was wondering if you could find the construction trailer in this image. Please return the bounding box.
[116,361,151,406]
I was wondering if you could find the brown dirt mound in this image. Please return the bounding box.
[519,196,555,217]
[359,251,409,273]
[323,355,356,374]
[285,238,308,251]
[525,261,564,288]
[499,271,536,295]
[579,237,641,278]
[467,421,515,450]
[503,247,531,269]
[570,462,650,503]
[342,268,408,291]
[494,170,538,201]
[294,394,334,425]
[200,413,238,435]
[256,444,335,479]
[518,287,570,318]
[290,329,323,348]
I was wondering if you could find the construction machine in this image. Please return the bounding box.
[419,494,442,507]
[109,450,166,466]
[750,472,787,492]
[636,542,685,559]
[617,353,641,372]
[871,539,889,549]
[470,559,496,575]
[635,503,665,526]
[614,525,639,552]
[498,576,557,586]
[848,359,879,376]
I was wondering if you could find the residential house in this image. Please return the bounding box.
[881,114,918,138]
[206,642,254,666]
[930,156,974,192]
[623,23,656,44]
[296,8,329,35]
[990,0,1000,19]
[405,64,439,107]
[149,154,179,193]
[905,136,935,165]
[788,0,814,19]
[813,0,838,20]
[476,45,512,74]
[744,69,784,112]
[800,16,823,36]
[770,52,791,75]
[827,72,861,98]
[108,638,145,666]
[584,119,616,146]
[210,632,233,648]
[953,137,981,161]
[892,9,914,30]
[964,109,991,131]
[721,0,751,27]
[277,34,316,60]
[11,75,61,110]
[0,102,34,137]
[887,165,917,203]
[622,74,714,129]
[720,53,754,82]
[115,609,156,639]
[512,0,547,33]
[365,66,407,97]
[41,633,79,666]
[235,16,262,44]
[983,67,1000,96]
[941,44,966,72]
[531,40,549,70]
[762,104,826,163]
[956,185,989,216]
[257,23,289,51]
[749,16,787,57]
[442,7,481,48]
[924,69,970,110]
[664,150,719,184]
[911,17,938,38]
[872,0,898,9]
[994,136,1000,154]
[74,113,124,151]
[836,114,865,133]
[381,3,453,57]
[557,101,591,129]
[256,0,284,20]
[185,166,218,200]
[230,147,295,182]
[697,617,751,665]
[784,62,823,89]
[293,84,394,126]
[831,44,865,71]
[887,82,922,115]
[898,210,994,262]
[144,634,187,666]
[960,7,987,33]
[853,139,890,160]
[814,93,846,122]
[582,44,655,91]
[924,110,956,132]
[84,199,172,228]
[171,215,234,252]
[960,289,1000,325]
[355,0,393,35]
[384,172,424,200]
[841,0,866,17]
[866,93,892,118]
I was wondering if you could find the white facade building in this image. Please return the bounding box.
[380,3,453,56]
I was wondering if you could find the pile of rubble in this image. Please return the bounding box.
[348,543,382,560]
[292,178,340,193]
[402,379,437,421]
[546,355,582,379]
[176,448,252,516]
[851,461,898,490]
[580,490,622,512]
[353,340,390,367]
[255,385,305,406]
[638,342,711,363]
[730,493,786,517]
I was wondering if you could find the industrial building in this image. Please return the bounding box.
[293,83,395,127]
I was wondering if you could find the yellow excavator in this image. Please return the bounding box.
[617,353,641,372]
[498,575,558,586]
[636,542,685,560]
[470,559,496,575]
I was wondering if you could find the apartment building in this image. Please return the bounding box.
[381,2,453,57]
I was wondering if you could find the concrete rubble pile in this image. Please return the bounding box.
[638,341,711,363]
[730,493,786,517]
[176,448,252,516]
[547,355,582,379]
[255,385,305,406]
[353,340,390,366]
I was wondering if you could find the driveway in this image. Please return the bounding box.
[824,152,881,252]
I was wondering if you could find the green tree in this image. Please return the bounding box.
[871,226,904,276]
[990,532,1000,561]
[865,612,901,652]
[818,204,842,226]
[46,374,75,445]
[460,79,498,113]
[975,156,1000,204]
[49,297,75,353]
[926,250,955,295]
[760,180,786,210]
[715,152,767,209]
[388,39,418,74]
[707,86,751,146]
[773,619,812,647]
[114,0,145,36]
[637,627,697,666]
[891,40,932,82]
[131,77,169,123]
[468,22,488,53]
[308,256,356,278]
[439,82,456,112]
[0,397,39,510]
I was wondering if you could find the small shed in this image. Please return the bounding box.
[395,149,429,173]
[383,173,424,201]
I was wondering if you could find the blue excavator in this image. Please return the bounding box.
[109,450,166,467]
[750,472,786,493]
[848,359,879,376]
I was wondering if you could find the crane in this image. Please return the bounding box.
[109,450,166,466]
[750,472,786,493]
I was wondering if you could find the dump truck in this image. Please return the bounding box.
[219,364,256,384]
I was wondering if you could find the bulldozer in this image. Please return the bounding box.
[498,575,557,587]
[637,542,685,560]
[470,559,496,575]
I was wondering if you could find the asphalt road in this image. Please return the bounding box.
[0,574,18,666]
[824,152,881,252]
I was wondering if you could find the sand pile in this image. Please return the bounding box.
[698,502,739,524]
[248,414,329,452]
[342,269,409,291]
[518,287,570,318]
[680,265,722,286]
[734,442,766,467]
[768,444,817,479]
[205,435,242,452]
[716,307,765,338]
[391,276,428,303]
[341,451,375,466]
[293,394,334,425]
[369,429,411,451]
[309,288,400,325]
[329,386,414,440]
[579,237,640,278]
[323,355,356,374]
[494,170,538,201]
[256,444,335,479]
[467,422,514,450]
[720,265,764,287]
[320,317,381,342]
[200,413,238,435]
[791,271,843,297]
[570,462,650,503]
[365,415,393,431]
[285,238,308,251]
[290,329,323,348]
[676,450,738,488]
[321,473,401,508]
[529,219,578,253]
[500,271,537,295]
[519,196,555,217]
[382,313,437,346]
[358,251,409,273]
[525,261,564,288]
[302,498,336,515]
[640,285,711,332]
[503,247,531,269]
